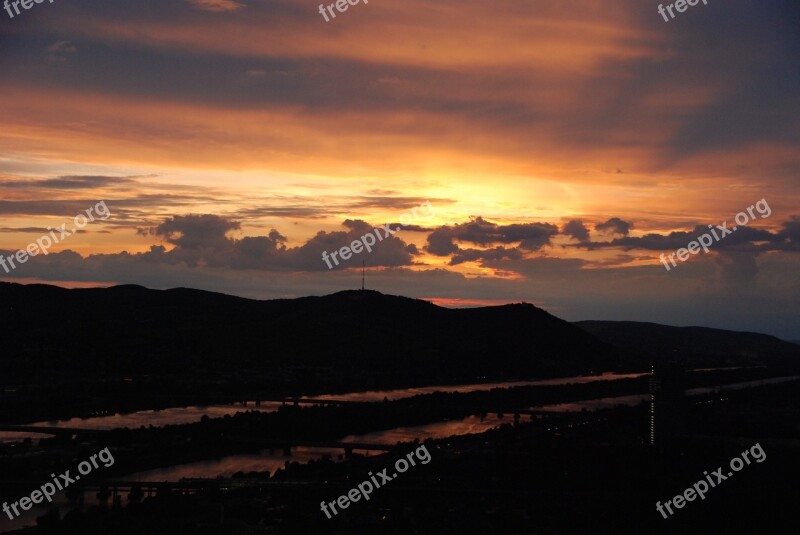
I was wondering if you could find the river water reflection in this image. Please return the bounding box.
[1,370,791,533]
[309,372,648,403]
[5,374,797,485]
[111,375,800,482]
[1,372,645,443]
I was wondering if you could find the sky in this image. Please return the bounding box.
[0,0,798,338]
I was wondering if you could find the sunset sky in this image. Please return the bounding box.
[1,0,798,338]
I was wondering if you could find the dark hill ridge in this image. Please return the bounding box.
[0,283,627,386]
[574,320,800,368]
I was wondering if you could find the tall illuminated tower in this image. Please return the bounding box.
[650,361,686,446]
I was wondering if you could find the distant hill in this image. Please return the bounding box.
[574,320,800,368]
[0,283,628,386]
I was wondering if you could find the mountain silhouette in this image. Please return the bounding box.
[574,320,800,368]
[0,283,627,386]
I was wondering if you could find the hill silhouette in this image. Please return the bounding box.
[0,283,627,387]
[574,320,800,368]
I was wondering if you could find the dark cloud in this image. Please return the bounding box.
[578,220,800,255]
[155,214,242,249]
[426,227,460,256]
[595,217,632,236]
[0,195,213,220]
[0,200,109,217]
[712,226,779,250]
[303,221,418,270]
[132,214,418,271]
[0,175,136,189]
[778,216,800,242]
[559,216,799,295]
[590,231,692,251]
[562,220,589,241]
[425,217,558,256]
[64,175,136,187]
[347,197,440,212]
[449,246,523,266]
[0,227,50,233]
[235,197,444,221]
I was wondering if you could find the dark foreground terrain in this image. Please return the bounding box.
[4,378,798,535]
[1,284,798,534]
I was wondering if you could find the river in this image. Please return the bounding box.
[114,374,800,481]
[2,373,797,533]
[0,372,645,443]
